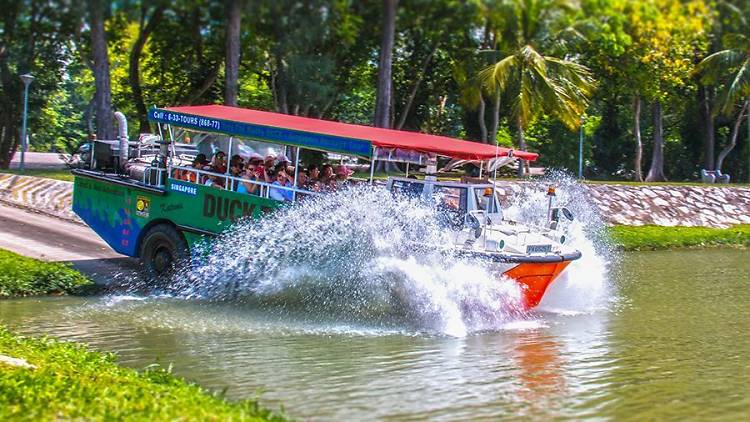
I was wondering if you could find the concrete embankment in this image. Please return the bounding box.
[494,182,750,228]
[0,173,78,222]
[2,172,750,228]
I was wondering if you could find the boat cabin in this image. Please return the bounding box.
[387,177,502,219]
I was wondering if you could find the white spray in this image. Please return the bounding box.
[168,175,612,336]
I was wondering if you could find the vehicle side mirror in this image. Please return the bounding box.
[466,212,484,238]
[551,207,574,222]
[561,207,574,221]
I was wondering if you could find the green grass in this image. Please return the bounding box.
[608,225,750,251]
[0,249,92,297]
[584,179,750,188]
[0,327,287,421]
[0,168,74,182]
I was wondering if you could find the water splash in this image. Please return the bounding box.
[165,175,612,336]
[501,171,614,313]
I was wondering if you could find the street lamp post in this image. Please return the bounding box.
[19,73,34,174]
[578,115,585,179]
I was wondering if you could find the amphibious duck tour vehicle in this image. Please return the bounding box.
[72,105,580,309]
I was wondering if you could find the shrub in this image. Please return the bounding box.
[0,248,92,297]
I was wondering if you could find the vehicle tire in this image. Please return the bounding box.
[139,223,188,279]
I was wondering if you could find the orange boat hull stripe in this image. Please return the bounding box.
[503,261,572,309]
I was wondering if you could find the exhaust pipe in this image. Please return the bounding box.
[114,111,128,171]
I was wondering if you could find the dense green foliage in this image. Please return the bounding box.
[2,0,749,182]
[0,327,286,421]
[0,248,91,297]
[608,224,750,250]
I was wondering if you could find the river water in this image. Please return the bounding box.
[1,248,748,420]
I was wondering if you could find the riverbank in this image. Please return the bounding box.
[608,225,750,250]
[0,248,91,297]
[0,327,286,421]
[3,171,750,228]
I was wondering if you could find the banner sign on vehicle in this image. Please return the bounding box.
[149,108,373,157]
[170,181,198,196]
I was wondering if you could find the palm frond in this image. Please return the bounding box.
[723,59,750,114]
[696,49,744,81]
[477,54,518,95]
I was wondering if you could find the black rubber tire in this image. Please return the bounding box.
[139,223,188,279]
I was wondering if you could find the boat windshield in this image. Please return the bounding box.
[389,179,424,198]
[390,179,468,217]
[474,187,500,213]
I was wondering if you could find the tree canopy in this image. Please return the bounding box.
[1,0,749,182]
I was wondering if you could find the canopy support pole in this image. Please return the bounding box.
[369,147,377,184]
[405,162,410,177]
[166,124,175,178]
[292,146,300,202]
[479,163,483,179]
[226,137,233,190]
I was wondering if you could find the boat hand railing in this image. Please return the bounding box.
[168,165,318,202]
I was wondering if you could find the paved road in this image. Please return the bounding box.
[0,202,139,284]
[9,151,67,170]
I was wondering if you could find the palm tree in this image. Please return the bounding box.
[697,33,750,173]
[477,0,594,176]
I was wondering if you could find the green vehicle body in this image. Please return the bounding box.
[72,105,372,267]
[72,173,282,258]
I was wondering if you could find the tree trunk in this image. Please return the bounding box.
[489,89,500,145]
[129,5,165,134]
[374,0,397,128]
[183,65,220,105]
[517,116,526,177]
[395,41,438,130]
[715,99,750,173]
[90,0,114,140]
[0,4,20,168]
[646,101,666,182]
[85,97,95,136]
[477,94,487,143]
[633,95,643,182]
[224,0,241,106]
[700,86,715,171]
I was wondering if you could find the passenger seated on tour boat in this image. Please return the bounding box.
[307,164,320,182]
[211,151,227,174]
[237,156,270,195]
[269,170,294,201]
[276,154,291,168]
[319,164,335,189]
[203,172,223,188]
[332,165,353,189]
[177,154,208,183]
[229,154,244,177]
[296,169,308,190]
[263,153,276,173]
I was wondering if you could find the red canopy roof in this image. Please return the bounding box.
[165,105,538,162]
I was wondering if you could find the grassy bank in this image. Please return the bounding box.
[0,169,73,181]
[0,327,286,421]
[0,249,91,297]
[608,225,750,250]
